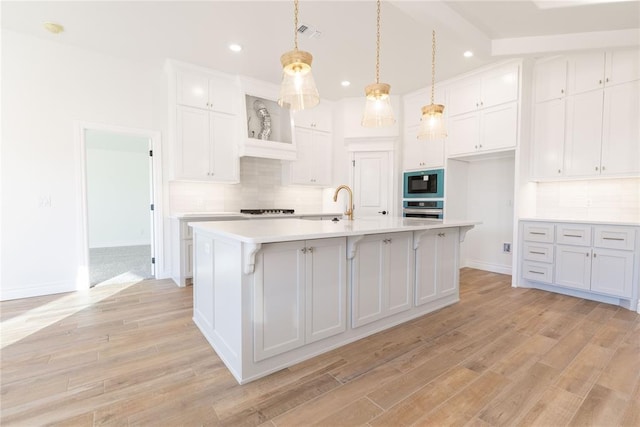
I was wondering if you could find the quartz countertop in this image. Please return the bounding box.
[519,217,640,227]
[190,216,480,244]
[171,211,343,220]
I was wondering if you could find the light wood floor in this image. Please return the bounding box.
[1,268,638,426]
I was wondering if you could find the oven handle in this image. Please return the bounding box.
[403,208,443,215]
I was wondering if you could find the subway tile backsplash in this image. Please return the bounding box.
[536,178,640,223]
[170,157,325,214]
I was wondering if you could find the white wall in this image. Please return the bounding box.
[86,131,151,248]
[1,30,165,299]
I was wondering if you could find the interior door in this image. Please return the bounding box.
[352,151,391,217]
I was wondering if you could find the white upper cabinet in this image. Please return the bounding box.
[448,63,519,116]
[285,127,332,186]
[534,56,567,103]
[531,98,566,179]
[446,61,520,158]
[568,49,640,95]
[402,87,446,170]
[292,102,333,133]
[601,80,640,176]
[177,70,239,114]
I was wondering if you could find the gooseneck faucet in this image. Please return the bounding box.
[333,185,354,220]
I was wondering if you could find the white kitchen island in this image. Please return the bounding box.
[191,217,478,384]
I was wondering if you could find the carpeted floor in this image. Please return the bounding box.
[89,245,153,286]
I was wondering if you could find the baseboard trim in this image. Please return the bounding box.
[1,281,75,301]
[462,259,512,275]
[89,240,151,249]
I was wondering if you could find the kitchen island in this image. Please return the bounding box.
[191,217,478,384]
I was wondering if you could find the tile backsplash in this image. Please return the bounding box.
[536,178,640,223]
[170,157,326,214]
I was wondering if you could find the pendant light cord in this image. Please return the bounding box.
[431,30,436,105]
[375,0,381,84]
[293,0,299,51]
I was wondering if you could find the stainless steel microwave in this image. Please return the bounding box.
[403,169,444,199]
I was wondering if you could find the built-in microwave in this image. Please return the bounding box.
[403,169,444,199]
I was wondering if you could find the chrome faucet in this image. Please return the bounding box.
[333,185,354,220]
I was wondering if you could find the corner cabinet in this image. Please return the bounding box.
[530,49,640,181]
[253,238,347,361]
[519,220,640,312]
[446,62,520,158]
[350,232,413,328]
[166,61,241,182]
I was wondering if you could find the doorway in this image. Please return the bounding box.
[76,122,163,290]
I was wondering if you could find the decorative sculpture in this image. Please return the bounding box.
[253,100,272,140]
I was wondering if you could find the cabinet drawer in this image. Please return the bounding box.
[522,261,553,284]
[557,224,591,246]
[594,226,636,250]
[523,242,554,263]
[523,223,554,243]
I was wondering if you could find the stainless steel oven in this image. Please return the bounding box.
[402,200,443,219]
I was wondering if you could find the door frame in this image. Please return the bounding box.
[74,121,164,290]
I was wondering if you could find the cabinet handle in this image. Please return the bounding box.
[530,232,546,235]
[593,253,597,258]
[599,79,603,85]
[480,101,484,107]
[563,234,582,238]
[307,247,313,253]
[476,102,479,107]
[529,270,544,275]
[561,89,564,94]
[602,166,606,171]
[606,78,610,83]
[558,169,562,174]
[474,145,478,149]
[301,248,307,253]
[530,251,546,255]
[595,166,599,171]
[479,144,483,148]
[603,237,624,241]
[586,252,589,257]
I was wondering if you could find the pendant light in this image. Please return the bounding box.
[417,30,447,140]
[361,0,395,127]
[278,0,320,111]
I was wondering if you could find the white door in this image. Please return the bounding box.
[352,151,391,217]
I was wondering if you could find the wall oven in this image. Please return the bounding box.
[403,200,443,219]
[403,169,444,199]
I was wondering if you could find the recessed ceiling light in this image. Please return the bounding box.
[43,22,64,34]
[341,81,351,87]
[463,51,474,58]
[229,43,242,52]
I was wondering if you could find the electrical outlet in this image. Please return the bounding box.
[503,242,511,253]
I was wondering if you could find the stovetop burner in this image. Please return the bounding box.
[240,209,295,215]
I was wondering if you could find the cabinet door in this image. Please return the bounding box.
[306,238,347,343]
[564,90,604,177]
[447,112,479,156]
[606,49,640,87]
[210,113,239,182]
[176,106,211,179]
[351,235,385,327]
[535,56,567,103]
[254,241,306,361]
[481,64,519,109]
[568,52,606,95]
[590,248,634,298]
[385,232,413,315]
[403,126,426,170]
[480,102,518,152]
[437,229,459,298]
[555,245,591,291]
[601,80,640,175]
[531,99,565,179]
[290,127,313,184]
[177,72,210,109]
[208,75,239,115]
[448,79,481,116]
[415,230,438,306]
[311,131,332,186]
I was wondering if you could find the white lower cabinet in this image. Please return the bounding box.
[253,237,346,361]
[351,232,413,328]
[414,228,459,306]
[520,221,639,306]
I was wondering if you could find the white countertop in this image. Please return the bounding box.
[190,217,480,244]
[520,217,640,227]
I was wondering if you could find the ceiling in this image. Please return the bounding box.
[2,1,639,100]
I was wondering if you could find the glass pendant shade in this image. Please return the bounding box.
[278,49,320,111]
[361,83,395,127]
[417,103,447,140]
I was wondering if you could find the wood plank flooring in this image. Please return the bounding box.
[1,268,638,426]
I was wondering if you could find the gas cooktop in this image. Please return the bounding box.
[240,209,295,215]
